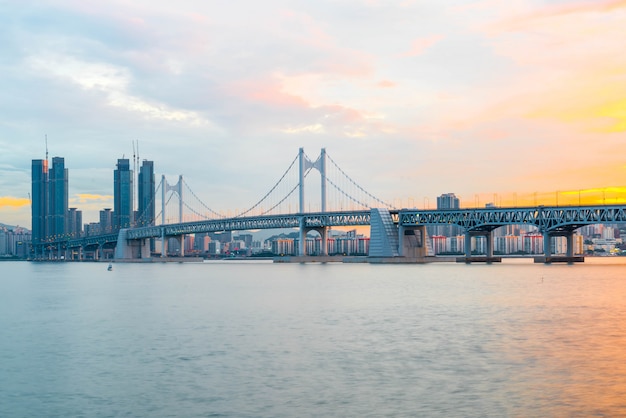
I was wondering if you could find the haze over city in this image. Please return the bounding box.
[1,0,625,228]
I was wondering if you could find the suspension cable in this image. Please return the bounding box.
[182,200,211,220]
[326,177,370,209]
[135,180,162,226]
[158,191,176,224]
[255,167,314,215]
[326,153,396,209]
[235,153,300,217]
[182,178,225,218]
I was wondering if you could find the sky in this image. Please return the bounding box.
[1,0,626,228]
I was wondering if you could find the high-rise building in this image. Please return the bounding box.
[100,208,113,234]
[32,156,69,243]
[49,157,68,239]
[114,158,134,230]
[437,193,460,210]
[137,160,155,227]
[433,193,461,237]
[31,159,49,244]
[67,208,82,238]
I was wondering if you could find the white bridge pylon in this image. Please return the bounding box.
[299,147,326,213]
[161,174,183,257]
[298,147,329,256]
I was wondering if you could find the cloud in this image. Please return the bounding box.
[399,34,444,57]
[488,0,626,33]
[27,53,211,125]
[457,0,626,135]
[377,80,396,88]
[72,194,113,204]
[280,124,325,135]
[0,197,30,208]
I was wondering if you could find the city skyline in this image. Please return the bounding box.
[1,0,626,228]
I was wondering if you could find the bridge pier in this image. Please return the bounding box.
[178,235,185,257]
[535,230,583,263]
[114,229,152,260]
[460,230,500,263]
[397,225,427,258]
[369,208,399,257]
[299,224,328,256]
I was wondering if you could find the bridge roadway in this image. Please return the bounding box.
[37,204,626,261]
[398,204,626,261]
[125,210,375,240]
[399,204,626,232]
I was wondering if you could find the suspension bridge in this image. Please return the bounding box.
[32,148,626,263]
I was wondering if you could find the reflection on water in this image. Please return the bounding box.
[1,259,625,417]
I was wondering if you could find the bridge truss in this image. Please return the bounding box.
[399,205,626,233]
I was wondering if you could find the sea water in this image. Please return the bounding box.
[1,259,625,417]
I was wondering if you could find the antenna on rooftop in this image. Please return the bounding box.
[132,140,138,219]
[45,134,48,162]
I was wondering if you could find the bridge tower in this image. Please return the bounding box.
[160,174,184,257]
[298,147,326,213]
[298,148,328,256]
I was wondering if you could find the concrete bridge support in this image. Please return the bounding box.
[114,229,151,260]
[566,233,574,258]
[467,231,494,257]
[299,223,328,256]
[536,230,582,263]
[461,230,499,263]
[543,231,552,257]
[369,208,399,258]
[177,235,185,257]
[398,225,427,258]
[162,238,168,257]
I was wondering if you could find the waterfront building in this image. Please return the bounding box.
[431,235,447,254]
[523,233,543,254]
[0,227,31,257]
[49,157,68,240]
[31,156,69,244]
[234,233,253,249]
[207,240,221,255]
[67,208,82,238]
[435,193,461,237]
[137,160,155,227]
[437,193,460,210]
[113,158,134,231]
[326,237,336,254]
[194,233,210,252]
[31,159,48,244]
[334,237,355,255]
[210,231,232,243]
[472,236,486,254]
[272,238,295,256]
[99,209,113,234]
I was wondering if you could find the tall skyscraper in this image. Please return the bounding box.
[137,160,155,227]
[31,159,49,244]
[49,157,68,239]
[32,156,69,244]
[114,158,134,230]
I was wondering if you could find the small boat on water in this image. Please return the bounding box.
[107,263,113,271]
